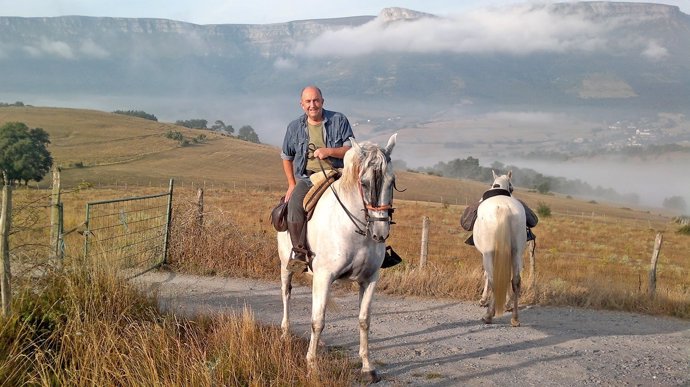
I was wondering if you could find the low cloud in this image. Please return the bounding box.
[273,57,297,70]
[642,40,669,61]
[293,4,666,60]
[80,39,110,59]
[23,38,74,59]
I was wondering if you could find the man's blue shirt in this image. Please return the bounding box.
[281,109,354,181]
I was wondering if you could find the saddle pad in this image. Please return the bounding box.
[304,169,340,220]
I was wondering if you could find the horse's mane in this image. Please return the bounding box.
[339,141,388,192]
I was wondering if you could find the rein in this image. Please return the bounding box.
[313,151,392,240]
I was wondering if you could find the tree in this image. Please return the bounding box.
[112,110,158,121]
[211,120,235,135]
[237,125,260,144]
[0,122,53,185]
[663,196,687,213]
[175,119,208,129]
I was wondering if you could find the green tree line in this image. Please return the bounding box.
[422,157,641,205]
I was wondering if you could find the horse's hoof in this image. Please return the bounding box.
[481,316,492,324]
[361,370,381,384]
[479,299,488,307]
[511,318,521,327]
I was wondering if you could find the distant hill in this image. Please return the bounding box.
[0,3,688,113]
[0,105,673,221]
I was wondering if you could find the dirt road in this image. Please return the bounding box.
[134,270,690,386]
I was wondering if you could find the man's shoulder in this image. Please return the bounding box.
[287,115,306,129]
[323,109,348,121]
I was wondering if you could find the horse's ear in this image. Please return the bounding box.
[350,137,362,154]
[508,170,512,179]
[492,170,499,180]
[384,133,397,156]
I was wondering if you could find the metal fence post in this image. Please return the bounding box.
[162,179,174,264]
[49,166,61,264]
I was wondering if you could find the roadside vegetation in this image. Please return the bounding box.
[0,191,354,385]
[166,186,690,320]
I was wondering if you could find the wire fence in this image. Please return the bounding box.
[84,181,173,275]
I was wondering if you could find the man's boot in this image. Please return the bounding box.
[286,221,310,273]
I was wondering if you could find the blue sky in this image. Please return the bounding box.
[0,0,688,24]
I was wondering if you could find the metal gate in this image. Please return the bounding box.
[83,179,173,277]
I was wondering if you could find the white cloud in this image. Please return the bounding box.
[79,39,110,58]
[641,40,669,61]
[293,4,666,59]
[273,57,297,70]
[24,38,75,59]
[483,110,561,124]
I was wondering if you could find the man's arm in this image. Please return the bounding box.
[313,146,351,160]
[282,159,297,200]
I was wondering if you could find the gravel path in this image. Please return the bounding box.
[134,270,690,386]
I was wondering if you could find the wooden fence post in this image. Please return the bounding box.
[49,167,62,264]
[420,216,429,268]
[648,232,663,297]
[0,172,12,317]
[196,188,204,230]
[528,240,537,301]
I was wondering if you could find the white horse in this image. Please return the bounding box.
[277,133,397,383]
[473,170,526,326]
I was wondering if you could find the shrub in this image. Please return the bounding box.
[536,202,551,218]
[677,225,690,236]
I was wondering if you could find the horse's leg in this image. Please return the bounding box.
[481,254,495,324]
[280,267,293,339]
[511,263,522,327]
[505,286,514,312]
[306,273,333,372]
[479,270,490,307]
[358,278,381,383]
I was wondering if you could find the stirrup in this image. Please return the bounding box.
[286,258,308,273]
[381,246,402,268]
[286,247,310,273]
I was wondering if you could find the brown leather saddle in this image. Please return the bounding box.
[303,169,341,221]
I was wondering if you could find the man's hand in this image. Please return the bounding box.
[313,147,331,160]
[284,184,296,202]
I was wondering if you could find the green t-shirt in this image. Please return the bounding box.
[306,122,332,172]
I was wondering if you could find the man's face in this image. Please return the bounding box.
[300,88,324,122]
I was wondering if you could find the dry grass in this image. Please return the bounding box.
[3,106,688,322]
[162,186,689,320]
[0,252,355,386]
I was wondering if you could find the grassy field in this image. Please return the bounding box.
[2,106,688,321]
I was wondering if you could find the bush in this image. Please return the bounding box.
[536,202,551,218]
[677,225,690,236]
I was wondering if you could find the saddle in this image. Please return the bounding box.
[304,169,341,221]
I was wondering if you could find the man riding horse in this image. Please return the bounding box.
[461,171,538,245]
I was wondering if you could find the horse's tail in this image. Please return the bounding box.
[492,206,512,317]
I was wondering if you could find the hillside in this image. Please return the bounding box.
[0,106,673,223]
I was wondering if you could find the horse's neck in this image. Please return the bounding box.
[316,180,364,220]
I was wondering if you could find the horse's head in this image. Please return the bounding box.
[491,170,513,194]
[342,133,397,243]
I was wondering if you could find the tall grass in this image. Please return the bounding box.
[1,232,354,386]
